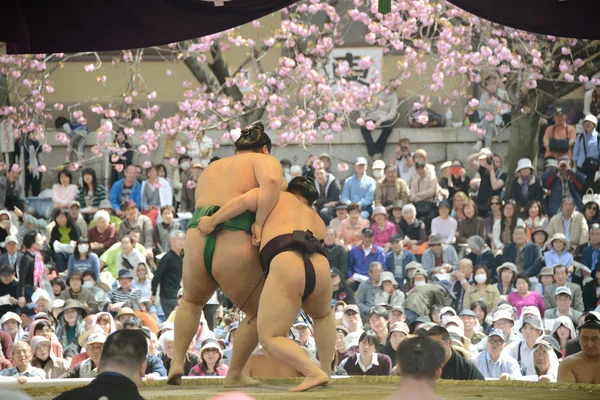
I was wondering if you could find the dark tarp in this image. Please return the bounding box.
[447,0,600,39]
[0,0,300,54]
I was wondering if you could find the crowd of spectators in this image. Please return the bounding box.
[1,108,600,389]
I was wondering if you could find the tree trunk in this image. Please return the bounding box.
[505,106,541,198]
[0,74,8,108]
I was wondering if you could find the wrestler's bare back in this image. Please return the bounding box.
[259,192,327,249]
[558,352,600,384]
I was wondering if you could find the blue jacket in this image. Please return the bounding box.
[501,242,544,277]
[573,131,600,168]
[581,245,600,271]
[109,178,142,211]
[341,173,376,208]
[347,244,387,278]
[145,354,167,376]
[542,167,585,216]
[385,250,416,284]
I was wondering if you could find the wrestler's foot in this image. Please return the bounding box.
[289,371,330,392]
[166,367,184,386]
[223,373,261,388]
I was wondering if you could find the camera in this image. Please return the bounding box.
[487,156,493,164]
[401,146,408,152]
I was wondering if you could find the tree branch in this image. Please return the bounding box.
[183,55,221,93]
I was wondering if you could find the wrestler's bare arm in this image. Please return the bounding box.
[557,356,577,383]
[198,189,259,235]
[253,156,283,228]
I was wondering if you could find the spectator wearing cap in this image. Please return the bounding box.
[347,229,386,290]
[460,310,486,346]
[374,164,409,210]
[371,206,397,252]
[318,153,332,172]
[467,149,508,217]
[545,286,583,326]
[533,266,555,296]
[511,159,544,209]
[419,325,484,380]
[189,338,229,376]
[421,234,458,275]
[0,341,46,382]
[380,321,409,368]
[342,305,365,336]
[517,338,561,382]
[59,271,99,314]
[52,170,79,209]
[89,199,123,233]
[49,208,81,273]
[356,262,385,318]
[397,204,427,256]
[313,163,341,225]
[341,157,376,219]
[543,233,573,270]
[503,314,545,370]
[68,201,88,238]
[491,310,518,346]
[0,265,18,319]
[109,164,142,216]
[388,199,404,226]
[0,235,22,274]
[117,200,153,257]
[60,330,107,379]
[573,115,600,190]
[0,164,26,212]
[331,268,355,305]
[375,272,405,308]
[543,265,584,312]
[463,265,500,312]
[475,328,521,379]
[292,320,317,357]
[508,274,545,318]
[329,203,348,232]
[410,159,438,223]
[335,203,370,250]
[543,107,577,160]
[431,200,457,245]
[494,262,517,299]
[580,223,600,274]
[108,270,142,313]
[359,88,398,159]
[501,226,544,277]
[543,159,585,216]
[323,227,348,277]
[338,330,392,376]
[385,235,416,285]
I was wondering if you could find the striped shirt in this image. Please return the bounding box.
[108,287,142,304]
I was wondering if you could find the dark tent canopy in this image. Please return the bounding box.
[447,0,600,39]
[0,0,299,54]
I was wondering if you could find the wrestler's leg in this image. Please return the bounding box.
[257,252,329,392]
[212,231,263,388]
[167,229,218,385]
[302,256,336,378]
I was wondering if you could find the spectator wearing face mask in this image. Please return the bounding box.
[67,238,100,283]
[462,266,500,312]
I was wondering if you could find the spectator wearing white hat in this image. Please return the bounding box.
[475,328,522,380]
[573,114,600,190]
[511,158,544,209]
[544,286,582,326]
[59,330,107,379]
[31,289,52,315]
[375,272,405,308]
[341,157,377,219]
[0,235,21,275]
[189,338,229,376]
[371,206,398,252]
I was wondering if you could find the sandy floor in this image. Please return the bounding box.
[20,377,600,400]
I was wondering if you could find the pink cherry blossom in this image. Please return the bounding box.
[468,98,479,107]
[337,163,349,172]
[365,120,376,130]
[38,165,47,173]
[84,64,95,72]
[114,164,124,173]
[186,180,197,189]
[10,163,21,173]
[169,158,179,166]
[41,144,52,152]
[138,145,149,155]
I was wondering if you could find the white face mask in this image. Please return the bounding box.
[434,273,451,282]
[414,280,426,287]
[474,274,487,284]
[180,161,190,170]
[373,170,383,178]
[335,311,344,320]
[82,281,94,289]
[78,245,89,253]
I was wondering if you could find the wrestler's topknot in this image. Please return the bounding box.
[234,121,272,153]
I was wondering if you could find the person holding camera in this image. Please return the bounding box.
[391,138,413,183]
[573,115,600,191]
[467,149,507,217]
[542,157,586,216]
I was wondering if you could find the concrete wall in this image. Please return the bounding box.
[35,126,508,188]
